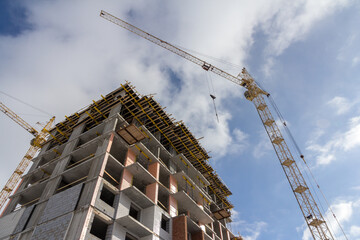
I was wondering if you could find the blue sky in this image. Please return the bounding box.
[0,1,360,239]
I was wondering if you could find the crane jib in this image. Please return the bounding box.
[100,10,335,240]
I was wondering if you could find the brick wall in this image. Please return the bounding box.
[172,215,187,240]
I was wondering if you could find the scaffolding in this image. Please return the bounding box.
[43,83,233,212]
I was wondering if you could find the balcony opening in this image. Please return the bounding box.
[158,192,169,212]
[56,174,87,194]
[132,177,146,194]
[100,185,115,207]
[103,163,122,188]
[159,169,169,188]
[90,216,108,240]
[109,137,127,165]
[37,146,63,167]
[161,214,170,233]
[129,203,140,221]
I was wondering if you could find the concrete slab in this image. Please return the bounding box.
[126,162,156,185]
[186,216,201,233]
[116,215,152,237]
[173,171,212,203]
[122,186,155,208]
[172,191,213,224]
[170,154,209,186]
[14,180,47,205]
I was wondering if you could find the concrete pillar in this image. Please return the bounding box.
[210,223,215,240]
[145,183,158,203]
[146,162,160,204]
[197,199,204,210]
[226,230,231,240]
[169,175,177,193]
[124,149,136,166]
[172,215,187,240]
[169,175,178,217]
[108,103,122,118]
[120,169,133,190]
[148,162,160,179]
[198,222,205,233]
[75,134,114,207]
[215,222,223,240]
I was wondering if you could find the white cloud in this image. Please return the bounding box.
[253,130,273,159]
[261,0,350,75]
[307,115,360,165]
[351,186,360,191]
[343,116,360,151]
[0,1,356,238]
[264,0,350,57]
[0,0,351,166]
[328,96,353,115]
[229,210,267,240]
[301,198,360,240]
[227,128,249,155]
[352,57,360,66]
[350,225,360,237]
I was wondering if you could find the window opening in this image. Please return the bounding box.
[161,214,170,232]
[100,186,115,207]
[89,216,108,240]
[129,204,140,221]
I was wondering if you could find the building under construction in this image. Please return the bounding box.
[0,83,240,240]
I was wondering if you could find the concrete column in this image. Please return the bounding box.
[169,175,177,193]
[210,223,215,240]
[197,199,204,210]
[146,162,159,203]
[198,222,205,233]
[172,215,187,240]
[108,103,122,118]
[124,149,136,166]
[226,230,231,240]
[169,175,178,217]
[148,162,160,179]
[75,133,114,207]
[215,222,223,240]
[120,169,133,190]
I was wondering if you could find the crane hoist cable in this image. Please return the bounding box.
[258,83,348,240]
[205,71,220,122]
[0,90,53,117]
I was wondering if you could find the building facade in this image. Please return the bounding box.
[0,83,241,240]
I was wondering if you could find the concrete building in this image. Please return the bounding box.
[0,83,241,240]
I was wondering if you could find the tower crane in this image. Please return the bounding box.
[100,10,335,240]
[0,101,55,212]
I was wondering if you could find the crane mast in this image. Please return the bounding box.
[100,10,334,240]
[0,102,55,211]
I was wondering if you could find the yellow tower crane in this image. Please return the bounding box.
[100,10,335,240]
[0,101,55,212]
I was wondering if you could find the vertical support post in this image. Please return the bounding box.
[146,162,160,203]
[172,215,188,240]
[169,175,178,217]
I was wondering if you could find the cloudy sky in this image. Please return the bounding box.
[1,0,360,239]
